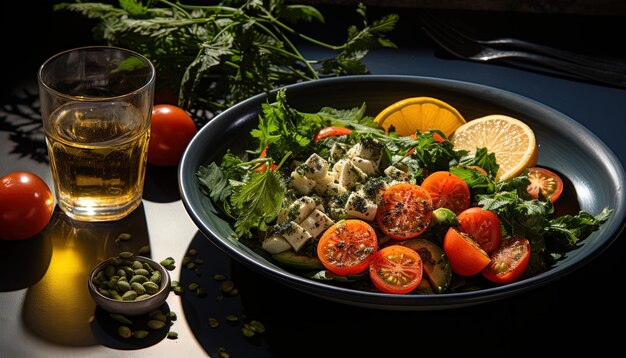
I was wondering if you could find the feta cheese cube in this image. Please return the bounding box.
[299,209,334,239]
[384,165,409,181]
[313,172,336,196]
[261,235,291,254]
[290,171,316,195]
[277,196,316,224]
[281,221,312,252]
[300,153,329,180]
[329,142,349,163]
[351,156,377,175]
[337,160,367,190]
[344,192,377,221]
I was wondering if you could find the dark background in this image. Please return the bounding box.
[4,0,626,102]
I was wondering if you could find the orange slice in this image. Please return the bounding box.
[374,97,466,137]
[450,114,537,180]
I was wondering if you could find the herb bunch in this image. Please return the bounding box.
[55,0,399,119]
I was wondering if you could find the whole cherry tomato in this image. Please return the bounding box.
[148,104,198,167]
[0,172,54,240]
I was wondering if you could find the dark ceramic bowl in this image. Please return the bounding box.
[179,75,626,310]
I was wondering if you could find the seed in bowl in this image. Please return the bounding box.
[91,252,163,301]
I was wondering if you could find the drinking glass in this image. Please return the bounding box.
[38,46,155,222]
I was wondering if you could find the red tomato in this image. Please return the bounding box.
[376,183,433,240]
[369,245,423,294]
[313,126,352,143]
[527,167,564,202]
[421,171,470,215]
[482,237,531,284]
[0,172,54,240]
[457,207,502,254]
[148,104,198,167]
[317,219,378,276]
[443,227,491,276]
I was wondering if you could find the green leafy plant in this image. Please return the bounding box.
[55,0,398,119]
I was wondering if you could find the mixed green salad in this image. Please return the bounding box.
[196,89,611,294]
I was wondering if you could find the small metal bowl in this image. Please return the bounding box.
[88,255,170,316]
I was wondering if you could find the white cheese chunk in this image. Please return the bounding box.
[384,165,409,181]
[344,192,377,221]
[261,235,291,254]
[349,138,384,165]
[301,153,329,180]
[325,182,348,197]
[290,171,316,195]
[337,160,367,190]
[299,209,334,239]
[277,196,316,224]
[351,156,377,175]
[313,172,336,196]
[281,221,312,252]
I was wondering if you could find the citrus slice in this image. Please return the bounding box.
[450,114,537,180]
[374,97,466,137]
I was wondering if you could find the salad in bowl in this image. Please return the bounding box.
[194,88,611,296]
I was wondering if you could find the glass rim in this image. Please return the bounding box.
[37,45,156,101]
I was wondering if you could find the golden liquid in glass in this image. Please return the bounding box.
[45,101,149,221]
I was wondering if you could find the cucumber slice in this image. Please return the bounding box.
[272,250,324,270]
[403,238,452,294]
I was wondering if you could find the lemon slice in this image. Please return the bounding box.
[450,114,538,180]
[374,97,466,137]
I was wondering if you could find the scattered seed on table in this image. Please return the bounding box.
[249,320,266,333]
[188,282,199,291]
[138,245,150,255]
[173,286,184,295]
[168,312,177,321]
[213,274,227,281]
[117,325,132,339]
[167,331,178,340]
[194,268,202,276]
[196,287,207,297]
[132,330,149,339]
[242,326,255,338]
[228,288,239,297]
[117,233,132,241]
[109,313,133,325]
[147,320,166,330]
[209,317,220,328]
[225,315,238,323]
[218,347,229,358]
[186,262,196,270]
[187,248,198,256]
[182,256,191,265]
[219,281,235,293]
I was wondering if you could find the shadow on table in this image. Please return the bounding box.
[179,225,622,356]
[19,205,153,347]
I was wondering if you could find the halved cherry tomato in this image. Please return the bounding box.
[0,172,54,240]
[482,237,530,284]
[526,167,564,202]
[369,245,423,294]
[313,126,352,143]
[421,171,470,215]
[376,183,433,240]
[443,227,491,276]
[317,219,378,276]
[457,207,502,254]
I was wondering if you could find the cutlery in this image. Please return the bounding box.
[419,13,626,88]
